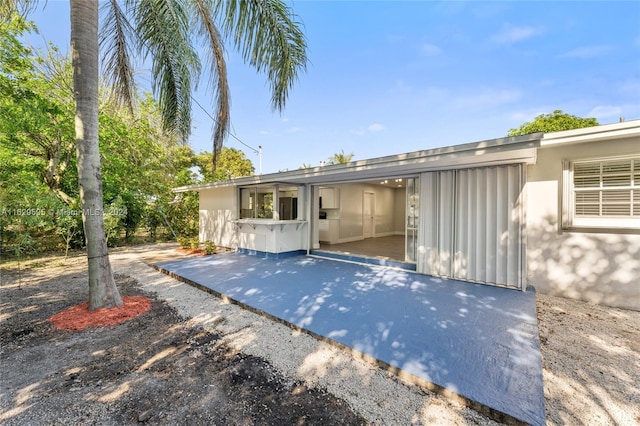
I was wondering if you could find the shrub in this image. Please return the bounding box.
[203,241,216,255]
[177,236,191,248]
[189,237,199,250]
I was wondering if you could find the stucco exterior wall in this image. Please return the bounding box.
[526,137,640,310]
[199,186,238,248]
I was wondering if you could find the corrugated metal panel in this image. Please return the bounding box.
[438,171,455,277]
[418,165,525,289]
[418,172,438,275]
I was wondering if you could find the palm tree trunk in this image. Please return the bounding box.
[70,0,123,310]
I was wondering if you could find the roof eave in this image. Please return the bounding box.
[173,133,543,193]
[541,119,640,147]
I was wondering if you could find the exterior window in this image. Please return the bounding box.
[240,187,274,219]
[239,185,302,220]
[563,156,640,229]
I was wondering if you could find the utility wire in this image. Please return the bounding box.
[190,95,260,154]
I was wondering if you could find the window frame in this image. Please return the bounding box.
[562,155,640,230]
[238,184,304,220]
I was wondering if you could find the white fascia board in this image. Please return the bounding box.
[541,119,640,147]
[173,133,541,192]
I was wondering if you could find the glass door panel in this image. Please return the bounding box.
[406,177,419,262]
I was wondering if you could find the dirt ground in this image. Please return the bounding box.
[1,245,639,425]
[0,263,365,425]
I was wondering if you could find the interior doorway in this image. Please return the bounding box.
[312,176,419,269]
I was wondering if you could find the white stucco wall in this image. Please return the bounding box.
[526,137,640,310]
[199,186,238,248]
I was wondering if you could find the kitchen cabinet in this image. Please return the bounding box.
[319,187,339,209]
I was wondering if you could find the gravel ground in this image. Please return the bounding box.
[2,243,639,425]
[116,243,640,425]
[113,245,498,425]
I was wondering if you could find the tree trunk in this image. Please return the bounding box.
[70,0,123,310]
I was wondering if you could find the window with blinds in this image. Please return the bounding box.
[566,156,640,228]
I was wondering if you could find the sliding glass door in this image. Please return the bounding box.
[406,177,419,263]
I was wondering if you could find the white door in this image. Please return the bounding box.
[363,192,375,238]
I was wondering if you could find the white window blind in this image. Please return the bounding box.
[565,156,640,228]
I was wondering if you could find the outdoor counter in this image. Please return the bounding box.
[232,219,308,254]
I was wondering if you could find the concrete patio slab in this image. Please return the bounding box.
[155,253,545,425]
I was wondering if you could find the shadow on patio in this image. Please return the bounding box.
[155,253,545,425]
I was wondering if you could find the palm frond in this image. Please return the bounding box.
[132,0,200,141]
[0,0,39,20]
[99,0,137,113]
[219,0,308,112]
[191,0,230,168]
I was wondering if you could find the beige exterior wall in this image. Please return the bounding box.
[526,137,640,310]
[199,186,238,248]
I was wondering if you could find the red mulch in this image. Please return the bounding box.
[48,296,152,331]
[176,247,205,255]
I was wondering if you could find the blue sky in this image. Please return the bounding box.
[26,1,640,174]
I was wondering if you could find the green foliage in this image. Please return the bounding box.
[55,211,82,258]
[176,235,199,250]
[195,148,254,182]
[507,110,599,136]
[103,196,127,247]
[97,0,307,167]
[189,237,200,250]
[0,25,206,253]
[327,150,354,165]
[1,8,269,255]
[177,236,191,249]
[203,241,216,255]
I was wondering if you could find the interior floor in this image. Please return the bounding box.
[319,235,406,262]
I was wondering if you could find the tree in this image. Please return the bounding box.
[195,147,254,182]
[70,1,123,309]
[327,149,354,165]
[4,1,307,310]
[507,110,599,136]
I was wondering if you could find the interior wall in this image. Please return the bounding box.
[394,188,406,234]
[335,184,362,241]
[526,137,640,310]
[199,186,238,248]
[334,183,400,242]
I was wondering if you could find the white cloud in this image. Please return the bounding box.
[588,105,623,118]
[350,123,386,136]
[560,45,614,58]
[421,43,441,56]
[288,127,302,133]
[259,130,269,135]
[491,25,542,44]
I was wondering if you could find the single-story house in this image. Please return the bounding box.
[174,120,640,311]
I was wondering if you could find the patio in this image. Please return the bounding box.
[155,252,545,425]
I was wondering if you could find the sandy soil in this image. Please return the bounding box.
[1,243,639,425]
